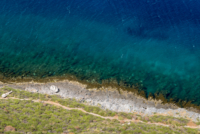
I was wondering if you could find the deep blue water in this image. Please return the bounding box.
[1,0,200,106]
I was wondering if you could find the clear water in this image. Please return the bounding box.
[1,0,200,106]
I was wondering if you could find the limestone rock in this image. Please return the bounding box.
[25,87,38,93]
[4,126,16,132]
[50,85,59,93]
[110,104,118,111]
[1,91,12,98]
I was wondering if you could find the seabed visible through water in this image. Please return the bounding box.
[1,0,200,111]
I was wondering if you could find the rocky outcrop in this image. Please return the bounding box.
[2,80,200,122]
[25,87,38,93]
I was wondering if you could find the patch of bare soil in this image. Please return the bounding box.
[187,121,198,128]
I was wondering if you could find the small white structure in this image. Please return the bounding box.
[1,91,12,98]
[50,85,59,93]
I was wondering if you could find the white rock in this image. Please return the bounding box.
[25,87,38,93]
[120,104,130,112]
[50,85,59,93]
[110,104,118,111]
[1,91,12,98]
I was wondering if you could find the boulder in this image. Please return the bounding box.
[50,85,59,93]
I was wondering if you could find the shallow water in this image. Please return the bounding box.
[1,0,200,106]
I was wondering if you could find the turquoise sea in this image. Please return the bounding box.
[1,0,200,106]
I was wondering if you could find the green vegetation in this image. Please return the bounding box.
[0,87,116,117]
[147,115,189,127]
[0,87,199,133]
[196,118,200,125]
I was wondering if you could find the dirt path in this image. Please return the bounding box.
[1,97,199,129]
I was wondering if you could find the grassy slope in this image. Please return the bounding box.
[0,87,199,134]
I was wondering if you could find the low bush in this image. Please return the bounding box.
[0,87,199,134]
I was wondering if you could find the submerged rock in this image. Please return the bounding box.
[1,91,12,98]
[50,85,59,93]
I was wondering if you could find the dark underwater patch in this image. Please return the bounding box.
[126,26,169,40]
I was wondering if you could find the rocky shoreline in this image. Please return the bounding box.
[1,80,200,122]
